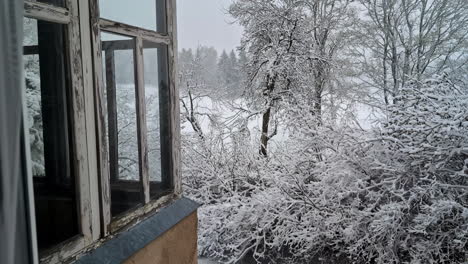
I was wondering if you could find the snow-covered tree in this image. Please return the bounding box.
[229,0,309,155]
[178,1,468,263]
[356,0,468,107]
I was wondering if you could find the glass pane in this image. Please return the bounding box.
[23,17,79,251]
[23,19,42,177]
[143,41,171,198]
[101,32,144,217]
[37,0,66,8]
[99,0,167,32]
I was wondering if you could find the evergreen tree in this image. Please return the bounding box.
[179,48,194,69]
[229,49,238,78]
[195,46,218,91]
[217,50,230,89]
[228,50,241,96]
[218,50,242,97]
[237,49,248,94]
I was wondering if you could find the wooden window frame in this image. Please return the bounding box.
[24,0,101,263]
[89,0,181,235]
[23,0,180,262]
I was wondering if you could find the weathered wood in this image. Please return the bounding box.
[167,0,182,195]
[109,193,176,233]
[99,18,171,45]
[89,0,112,236]
[135,37,150,204]
[37,1,94,262]
[24,1,70,24]
[39,236,86,263]
[67,0,94,247]
[67,0,91,242]
[89,0,111,236]
[78,0,102,241]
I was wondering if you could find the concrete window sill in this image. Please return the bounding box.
[75,197,200,264]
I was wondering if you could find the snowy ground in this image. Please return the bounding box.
[198,258,218,264]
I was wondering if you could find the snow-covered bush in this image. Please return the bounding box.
[362,75,468,263]
[183,75,468,263]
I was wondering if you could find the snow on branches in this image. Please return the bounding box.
[184,75,468,263]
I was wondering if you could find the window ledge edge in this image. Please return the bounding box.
[73,197,200,264]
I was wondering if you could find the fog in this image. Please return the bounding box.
[177,0,243,52]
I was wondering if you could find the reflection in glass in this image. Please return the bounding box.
[142,41,171,198]
[24,19,43,177]
[115,49,139,180]
[101,32,143,217]
[23,17,79,251]
[37,0,66,8]
[99,0,167,32]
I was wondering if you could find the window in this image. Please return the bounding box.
[101,32,144,216]
[23,17,79,252]
[99,0,167,32]
[142,42,173,198]
[94,0,179,233]
[22,0,180,262]
[23,1,100,262]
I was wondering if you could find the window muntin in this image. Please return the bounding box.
[99,0,167,33]
[23,17,79,251]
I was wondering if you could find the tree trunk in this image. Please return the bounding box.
[259,73,276,157]
[383,40,390,106]
[260,107,271,156]
[391,35,399,101]
[464,153,468,175]
[314,90,322,123]
[313,63,324,124]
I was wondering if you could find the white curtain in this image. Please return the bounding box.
[0,0,35,263]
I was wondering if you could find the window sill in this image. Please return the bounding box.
[109,189,175,233]
[73,197,200,264]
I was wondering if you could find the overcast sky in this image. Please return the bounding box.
[176,0,243,52]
